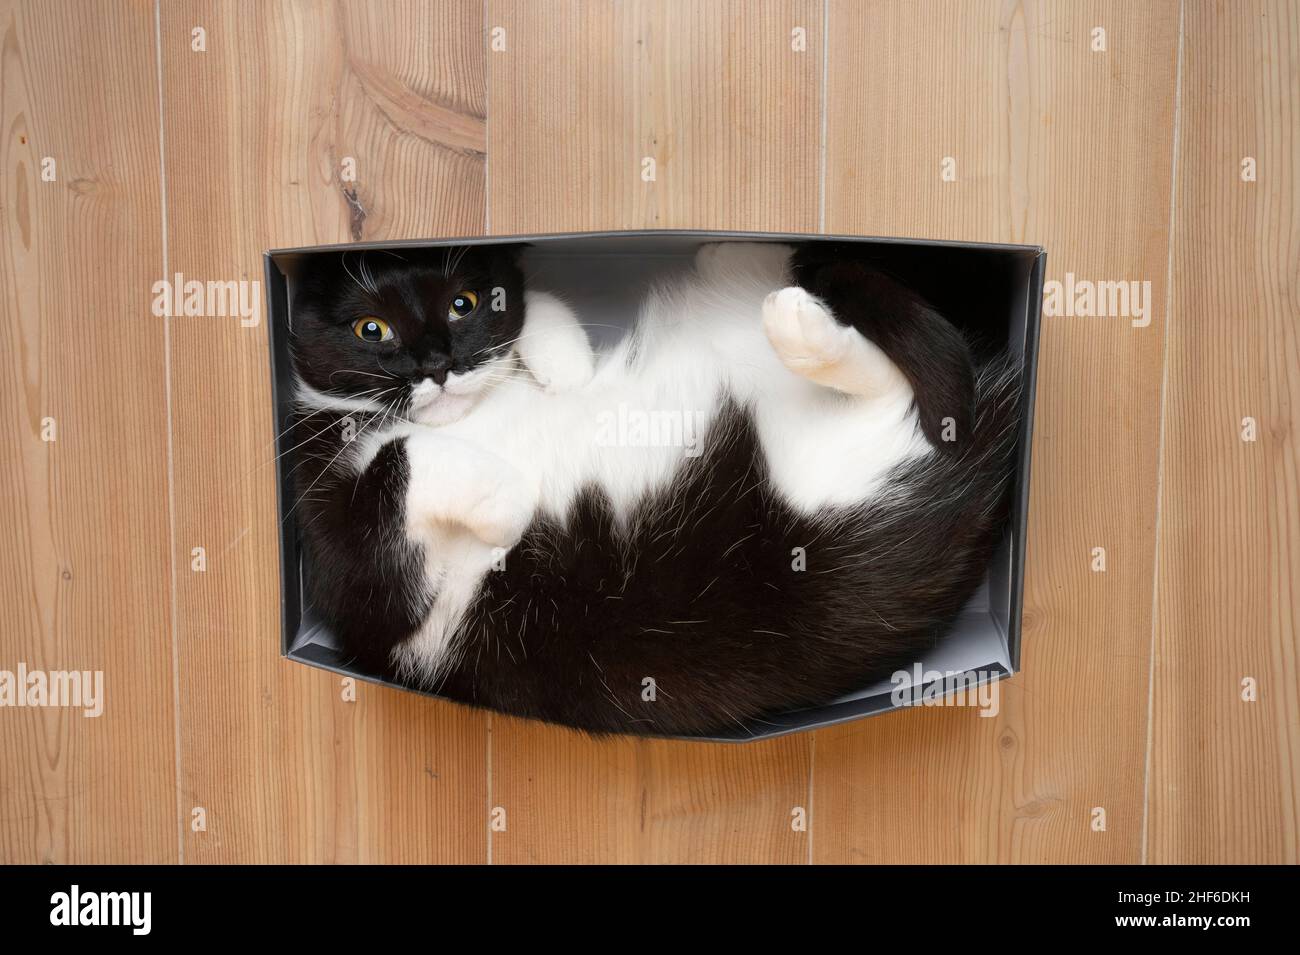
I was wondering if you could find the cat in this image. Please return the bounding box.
[286,241,1019,737]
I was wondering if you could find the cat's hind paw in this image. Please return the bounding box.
[762,286,910,398]
[762,286,851,373]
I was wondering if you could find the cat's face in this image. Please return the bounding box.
[290,246,526,426]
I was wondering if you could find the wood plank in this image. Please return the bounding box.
[488,0,820,234]
[0,0,176,863]
[5,0,1291,867]
[160,0,487,863]
[1148,0,1299,863]
[486,0,820,863]
[815,0,1180,863]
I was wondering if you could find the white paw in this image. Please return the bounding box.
[409,472,536,549]
[404,433,538,548]
[519,291,595,393]
[762,286,851,372]
[462,483,537,548]
[526,341,594,393]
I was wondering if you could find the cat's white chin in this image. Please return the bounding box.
[408,392,478,426]
[407,368,495,426]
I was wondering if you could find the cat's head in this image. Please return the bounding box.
[289,245,527,426]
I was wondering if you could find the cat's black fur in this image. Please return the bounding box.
[287,245,1019,737]
[291,246,527,400]
[288,246,528,673]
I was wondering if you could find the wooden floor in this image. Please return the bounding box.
[1,0,1296,864]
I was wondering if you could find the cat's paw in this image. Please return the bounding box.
[518,290,595,393]
[462,481,537,549]
[404,433,538,548]
[408,469,536,549]
[527,343,594,394]
[762,286,852,373]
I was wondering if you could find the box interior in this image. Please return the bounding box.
[266,231,1042,740]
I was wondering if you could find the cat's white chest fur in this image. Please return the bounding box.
[381,242,932,678]
[434,245,926,520]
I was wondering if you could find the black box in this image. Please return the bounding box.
[265,230,1045,741]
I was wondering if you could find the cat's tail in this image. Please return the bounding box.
[858,348,1023,632]
[792,253,984,452]
[880,350,1022,558]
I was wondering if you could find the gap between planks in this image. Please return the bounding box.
[1140,0,1187,867]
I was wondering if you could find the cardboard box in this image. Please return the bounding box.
[265,231,1045,741]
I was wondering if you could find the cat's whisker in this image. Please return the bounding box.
[340,253,369,299]
[260,402,334,452]
[283,403,396,525]
[268,417,354,470]
[351,395,406,505]
[470,329,562,356]
[253,386,406,480]
[476,323,621,358]
[357,252,380,296]
[449,243,471,276]
[255,383,392,462]
[276,389,397,467]
[330,369,392,382]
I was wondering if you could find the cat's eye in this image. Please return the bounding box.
[448,290,478,321]
[352,316,393,343]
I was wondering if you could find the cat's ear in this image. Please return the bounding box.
[481,243,532,288]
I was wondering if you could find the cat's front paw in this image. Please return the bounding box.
[527,344,594,394]
[408,472,536,550]
[762,286,851,373]
[404,434,538,549]
[462,480,537,549]
[518,290,595,393]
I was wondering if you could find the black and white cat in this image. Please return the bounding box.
[287,241,1018,736]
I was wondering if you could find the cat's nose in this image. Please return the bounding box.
[413,360,450,386]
